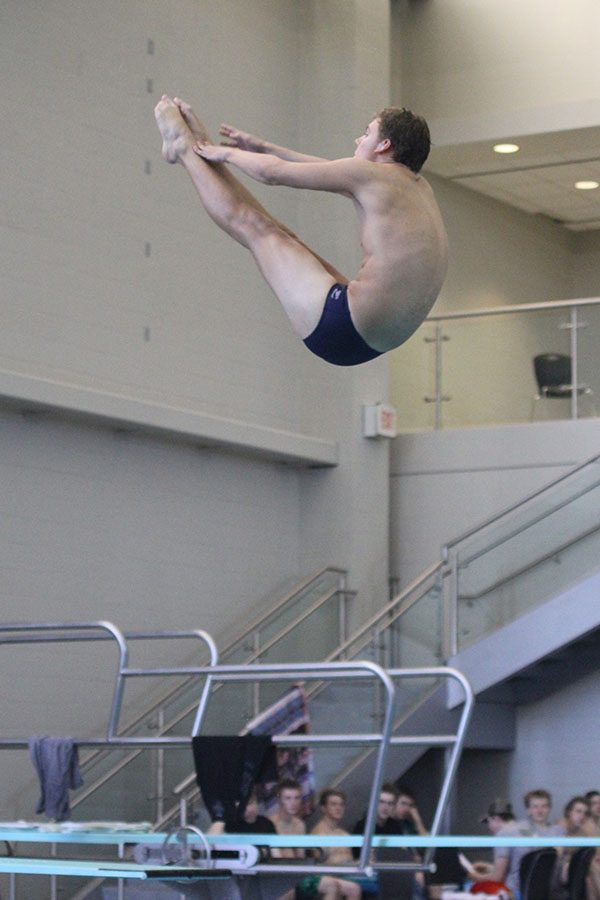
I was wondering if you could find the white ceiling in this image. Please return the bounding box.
[425,125,600,231]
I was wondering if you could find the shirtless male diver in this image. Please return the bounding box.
[154,96,448,366]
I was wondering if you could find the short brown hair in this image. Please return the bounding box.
[524,789,552,807]
[277,778,301,795]
[564,795,588,818]
[320,788,345,807]
[380,782,399,800]
[377,107,431,173]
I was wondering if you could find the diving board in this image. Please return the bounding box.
[0,857,230,880]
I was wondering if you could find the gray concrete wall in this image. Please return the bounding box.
[509,666,600,818]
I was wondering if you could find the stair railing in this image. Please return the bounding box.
[442,450,600,654]
[70,568,349,817]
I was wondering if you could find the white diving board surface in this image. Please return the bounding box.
[3,828,600,850]
[2,828,600,849]
[205,833,600,849]
[0,858,230,880]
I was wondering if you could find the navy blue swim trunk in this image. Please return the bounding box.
[303,283,382,366]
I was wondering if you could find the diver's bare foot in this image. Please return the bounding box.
[154,95,194,163]
[173,97,211,143]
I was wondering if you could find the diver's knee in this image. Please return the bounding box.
[230,203,275,242]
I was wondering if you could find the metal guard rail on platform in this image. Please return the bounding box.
[0,621,218,744]
[0,621,474,877]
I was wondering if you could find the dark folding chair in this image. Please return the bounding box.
[534,353,576,399]
[520,848,558,900]
[567,847,595,900]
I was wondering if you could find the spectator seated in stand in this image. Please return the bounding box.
[351,782,399,859]
[389,784,429,897]
[269,778,307,859]
[278,789,362,900]
[488,788,564,900]
[233,789,277,860]
[391,785,428,837]
[581,792,600,900]
[555,795,593,886]
[463,798,516,884]
[584,792,600,835]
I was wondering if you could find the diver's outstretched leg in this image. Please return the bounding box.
[173,97,347,284]
[154,96,344,338]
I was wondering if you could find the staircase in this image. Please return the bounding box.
[69,567,351,825]
[76,448,600,829]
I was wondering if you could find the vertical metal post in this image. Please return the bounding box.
[434,325,444,430]
[357,666,396,871]
[252,630,261,717]
[117,842,125,900]
[570,307,579,420]
[424,326,450,429]
[50,842,57,900]
[338,592,347,654]
[338,571,348,653]
[180,795,187,827]
[442,554,459,659]
[156,708,165,822]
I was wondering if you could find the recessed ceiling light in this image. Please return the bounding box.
[575,180,599,190]
[493,143,520,154]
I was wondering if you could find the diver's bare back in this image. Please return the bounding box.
[347,162,448,353]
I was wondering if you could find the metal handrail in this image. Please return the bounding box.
[120,660,398,874]
[0,624,219,748]
[222,567,347,655]
[0,657,477,882]
[170,665,471,874]
[444,450,600,556]
[329,562,443,662]
[427,294,600,322]
[71,580,350,814]
[457,519,600,601]
[168,574,443,815]
[71,570,343,771]
[79,568,346,763]
[74,585,350,811]
[422,294,600,425]
[0,622,129,743]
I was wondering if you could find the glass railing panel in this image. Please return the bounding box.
[155,591,344,736]
[251,595,343,713]
[215,571,341,665]
[72,748,159,822]
[252,574,341,649]
[389,324,437,431]
[388,585,444,669]
[453,457,600,566]
[199,682,256,735]
[318,578,443,731]
[457,523,600,650]
[75,746,195,824]
[390,301,600,430]
[455,463,600,649]
[109,574,341,741]
[385,585,444,726]
[439,308,569,428]
[576,303,600,416]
